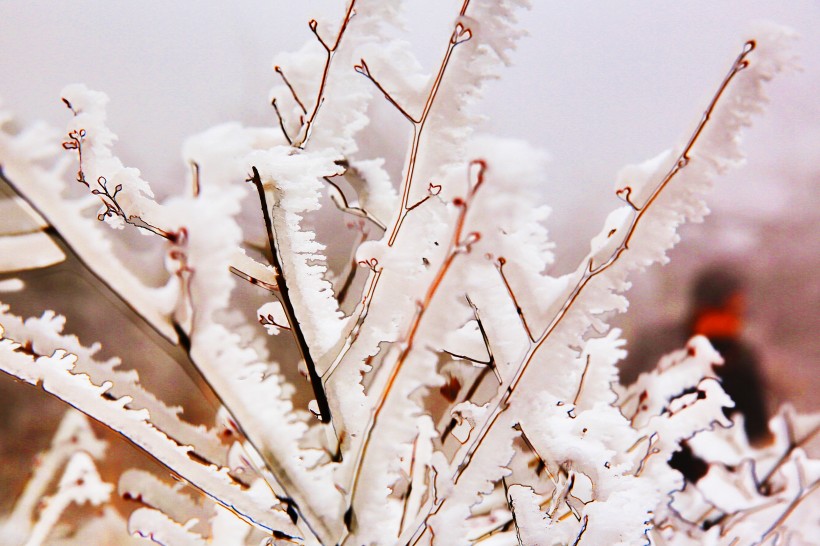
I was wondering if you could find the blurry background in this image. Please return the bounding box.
[0,0,817,515]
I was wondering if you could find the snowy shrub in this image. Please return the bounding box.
[0,2,817,544]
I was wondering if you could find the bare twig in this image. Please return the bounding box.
[292,0,358,148]
[271,98,294,145]
[275,65,308,115]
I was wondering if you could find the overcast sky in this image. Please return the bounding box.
[1,1,818,257]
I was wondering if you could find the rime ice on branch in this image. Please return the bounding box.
[0,3,815,546]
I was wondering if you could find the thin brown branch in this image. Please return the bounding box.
[515,424,556,483]
[470,519,514,543]
[62,122,176,241]
[91,175,175,240]
[633,432,661,477]
[440,296,500,443]
[321,259,383,385]
[274,65,308,115]
[354,59,418,123]
[271,98,294,145]
[258,308,292,332]
[294,0,358,148]
[441,349,490,366]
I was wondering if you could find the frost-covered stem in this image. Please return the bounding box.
[401,40,756,544]
[757,421,819,491]
[1,411,105,541]
[170,323,328,545]
[24,486,84,546]
[229,265,279,292]
[616,41,755,215]
[60,110,176,241]
[572,355,591,406]
[22,451,111,546]
[324,174,387,230]
[502,478,524,546]
[699,419,820,537]
[755,479,820,545]
[439,297,498,442]
[320,260,382,384]
[92,174,177,240]
[0,166,178,342]
[341,160,486,542]
[454,37,756,481]
[322,6,476,392]
[293,0,357,148]
[334,225,369,305]
[0,338,301,541]
[515,423,554,482]
[398,434,422,537]
[358,2,473,246]
[248,166,332,423]
[471,521,513,544]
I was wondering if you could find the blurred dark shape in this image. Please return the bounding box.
[623,263,771,482]
[685,265,768,441]
[690,265,744,311]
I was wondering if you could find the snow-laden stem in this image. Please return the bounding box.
[340,160,486,544]
[399,38,756,545]
[318,0,481,430]
[0,166,177,342]
[248,166,332,424]
[359,1,474,246]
